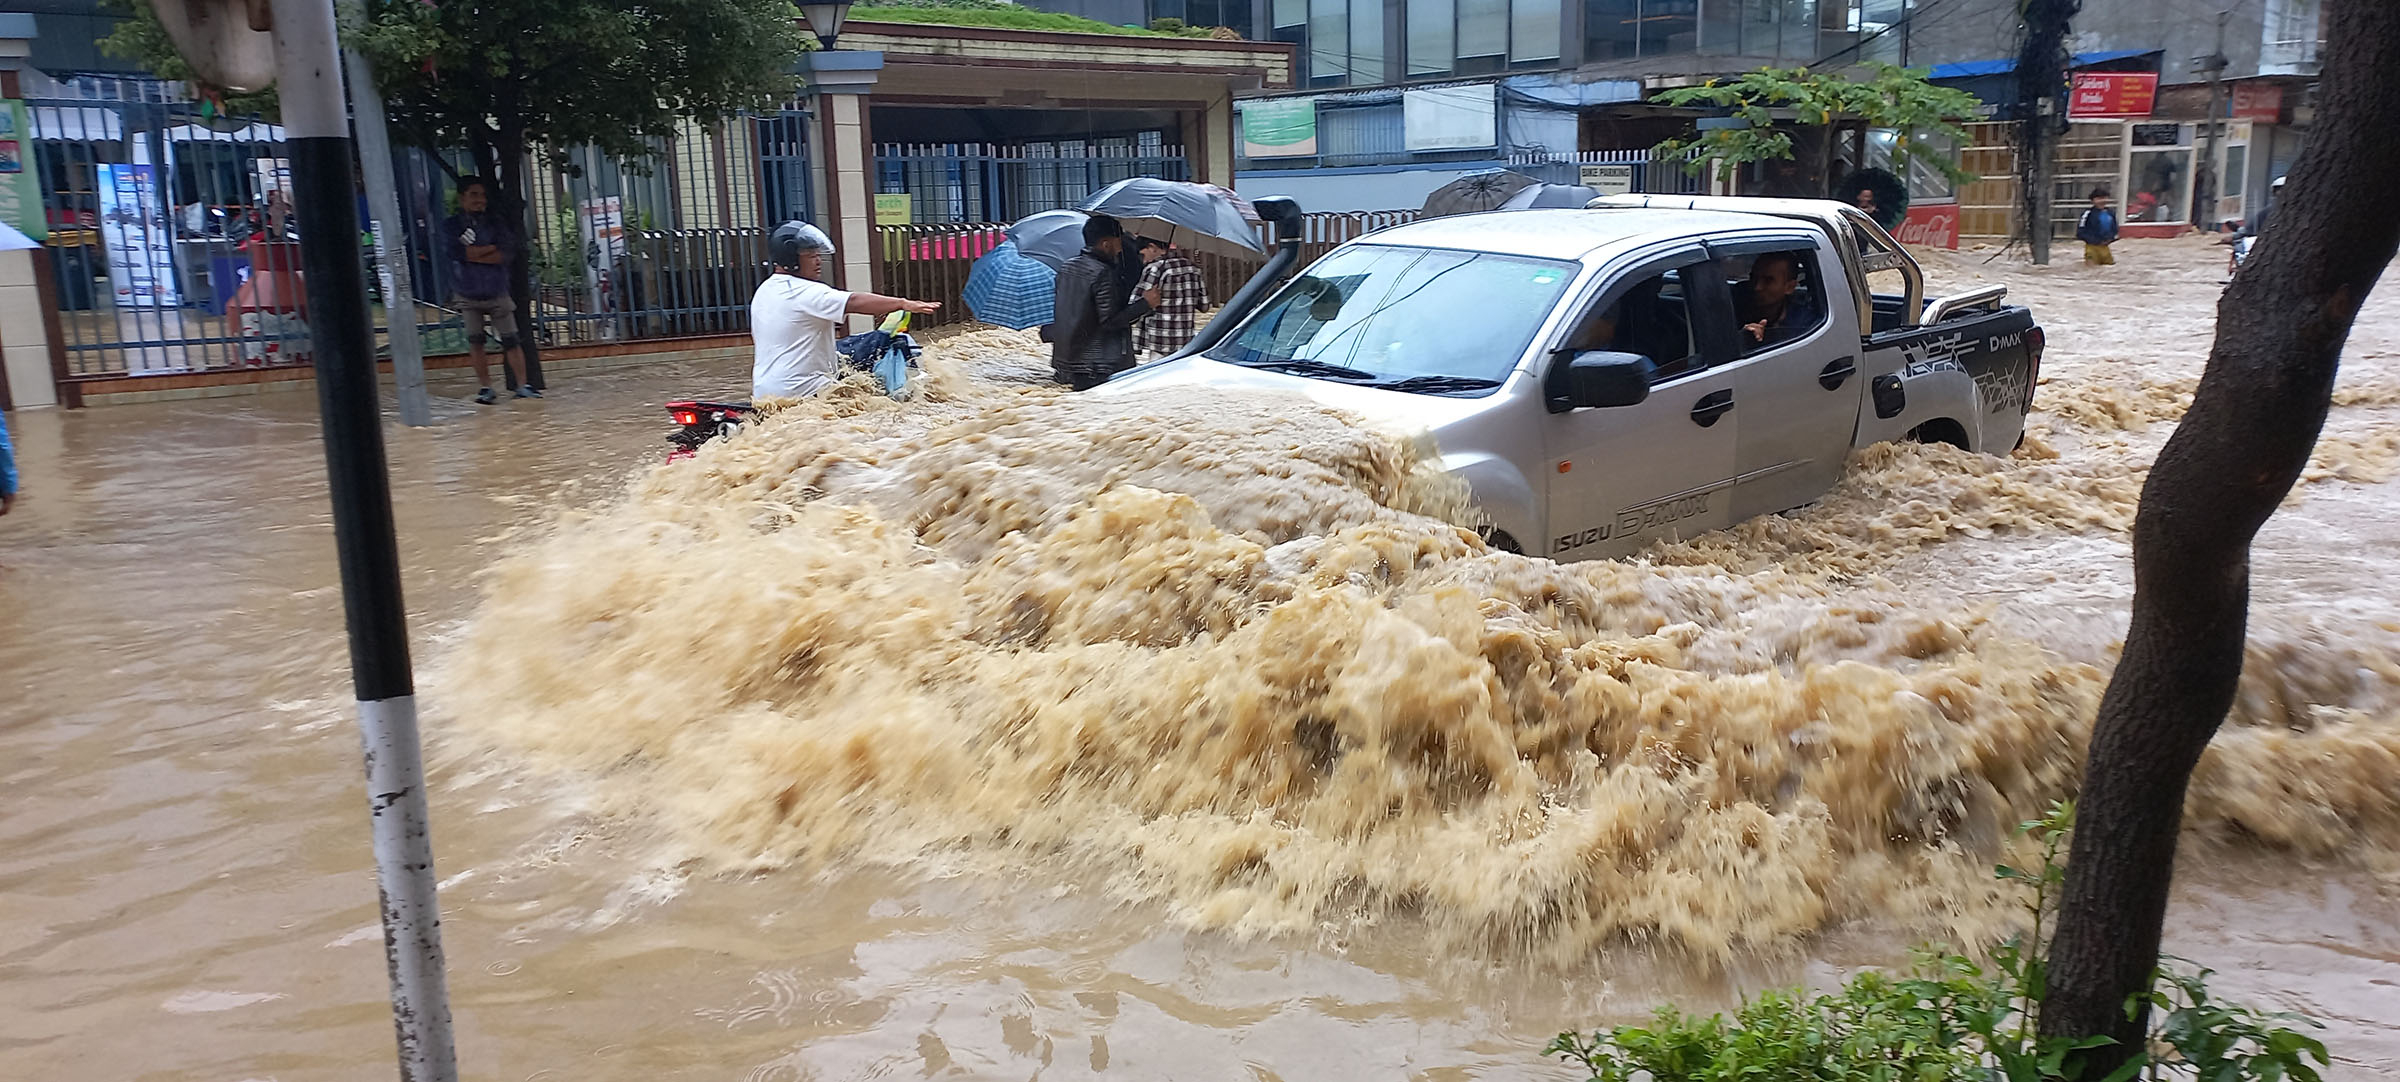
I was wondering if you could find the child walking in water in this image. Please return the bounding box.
[2077,187,2120,266]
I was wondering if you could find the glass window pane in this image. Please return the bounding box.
[1645,0,1698,54]
[1741,0,1775,55]
[1700,0,1740,53]
[1459,0,1509,60]
[1410,0,1457,73]
[2223,144,2247,197]
[2128,149,2193,223]
[1584,0,1638,59]
[1276,0,1307,26]
[1209,244,1580,382]
[1780,0,1815,59]
[1511,0,1561,60]
[1353,0,1388,82]
[1311,0,1351,83]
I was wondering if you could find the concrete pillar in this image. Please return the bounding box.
[800,50,885,332]
[1203,93,1236,188]
[0,250,53,409]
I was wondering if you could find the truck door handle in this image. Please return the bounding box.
[1690,389,1734,427]
[1819,357,1856,390]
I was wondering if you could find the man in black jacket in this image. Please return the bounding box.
[1050,214,1152,390]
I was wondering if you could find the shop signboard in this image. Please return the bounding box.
[873,193,913,225]
[97,162,180,307]
[2068,72,2158,119]
[1240,98,1317,158]
[2231,83,2284,121]
[1896,202,1959,250]
[1578,163,1635,194]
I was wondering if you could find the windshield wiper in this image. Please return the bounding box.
[1367,374,1504,394]
[1233,358,1379,380]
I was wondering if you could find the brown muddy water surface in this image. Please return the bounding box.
[4,239,2398,1079]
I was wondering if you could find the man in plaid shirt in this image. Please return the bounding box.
[1133,238,1207,357]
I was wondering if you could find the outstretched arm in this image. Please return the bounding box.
[846,292,942,318]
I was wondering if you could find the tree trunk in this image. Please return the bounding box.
[2014,0,2078,265]
[2038,1,2400,1075]
[494,120,545,391]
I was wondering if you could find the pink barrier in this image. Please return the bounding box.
[905,229,1005,261]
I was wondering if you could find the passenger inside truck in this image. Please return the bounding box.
[1726,250,1826,354]
[1565,268,1698,382]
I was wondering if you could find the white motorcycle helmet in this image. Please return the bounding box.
[768,221,836,270]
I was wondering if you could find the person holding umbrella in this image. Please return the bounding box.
[1133,236,1206,358]
[1050,214,1152,390]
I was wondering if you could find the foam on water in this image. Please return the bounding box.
[439,257,2400,965]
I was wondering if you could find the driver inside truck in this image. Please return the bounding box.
[1732,251,1821,350]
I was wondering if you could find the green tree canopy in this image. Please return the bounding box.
[1653,64,1982,186]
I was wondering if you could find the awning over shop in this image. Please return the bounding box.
[30,105,122,142]
[1927,48,2160,81]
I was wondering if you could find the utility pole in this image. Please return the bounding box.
[2195,10,2232,230]
[146,0,460,1077]
[338,0,431,428]
[270,0,459,1075]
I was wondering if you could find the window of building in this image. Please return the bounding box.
[1409,0,1457,74]
[1458,0,1510,70]
[2125,122,2193,225]
[1511,0,1563,61]
[1584,0,1638,59]
[1310,0,1351,85]
[1353,0,1388,83]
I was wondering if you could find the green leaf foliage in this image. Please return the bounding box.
[108,0,807,170]
[1550,801,2330,1082]
[1650,64,1983,186]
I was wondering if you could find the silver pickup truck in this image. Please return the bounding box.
[1103,196,2045,560]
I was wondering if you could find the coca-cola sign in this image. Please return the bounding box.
[1897,202,1959,249]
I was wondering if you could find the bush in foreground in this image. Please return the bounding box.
[1548,804,2330,1082]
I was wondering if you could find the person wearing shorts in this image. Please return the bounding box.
[443,176,532,403]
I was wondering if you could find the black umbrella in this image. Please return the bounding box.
[1419,170,1540,217]
[1837,167,1909,232]
[1498,183,1604,211]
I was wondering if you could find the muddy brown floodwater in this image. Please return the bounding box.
[4,238,2398,1081]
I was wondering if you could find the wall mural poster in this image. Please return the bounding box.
[98,162,181,308]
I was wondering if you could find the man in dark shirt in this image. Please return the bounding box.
[1048,215,1152,390]
[442,176,530,403]
[1732,251,1821,349]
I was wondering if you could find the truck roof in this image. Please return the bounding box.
[1359,208,1797,262]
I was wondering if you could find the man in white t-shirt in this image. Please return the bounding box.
[751,221,940,401]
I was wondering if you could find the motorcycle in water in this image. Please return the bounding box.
[661,400,756,461]
[660,313,924,460]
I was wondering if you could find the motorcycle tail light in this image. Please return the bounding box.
[673,410,699,426]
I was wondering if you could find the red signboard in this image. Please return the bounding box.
[2231,82,2284,121]
[1896,202,1959,250]
[2068,72,2159,118]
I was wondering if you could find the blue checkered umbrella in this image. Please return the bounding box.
[962,240,1057,330]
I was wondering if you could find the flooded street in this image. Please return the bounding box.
[4,239,2399,1079]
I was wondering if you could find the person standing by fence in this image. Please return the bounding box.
[444,176,532,404]
[1133,237,1206,359]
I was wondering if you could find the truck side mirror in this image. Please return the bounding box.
[1565,350,1654,409]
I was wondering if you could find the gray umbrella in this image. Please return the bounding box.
[1075,178,1266,261]
[1419,169,1539,217]
[1498,183,1604,211]
[1005,209,1091,270]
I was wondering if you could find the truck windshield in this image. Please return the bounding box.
[1206,245,1578,390]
